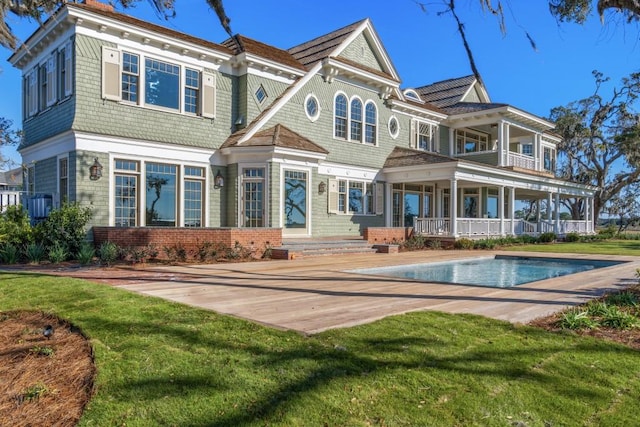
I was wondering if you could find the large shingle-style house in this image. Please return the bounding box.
[8,0,595,243]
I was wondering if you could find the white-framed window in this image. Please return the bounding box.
[333,92,378,145]
[365,102,377,145]
[24,69,38,118]
[184,68,200,114]
[543,146,556,172]
[58,40,73,98]
[456,129,489,154]
[403,89,423,103]
[334,93,348,139]
[113,158,207,227]
[304,93,320,122]
[58,156,68,203]
[328,179,382,215]
[242,167,266,227]
[38,62,48,111]
[388,116,399,139]
[521,143,533,156]
[411,119,438,152]
[463,188,479,218]
[255,85,267,104]
[102,47,214,118]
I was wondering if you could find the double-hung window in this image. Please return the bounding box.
[365,103,377,145]
[330,179,380,215]
[543,146,556,172]
[350,98,363,142]
[334,94,348,139]
[122,52,139,103]
[333,93,378,144]
[58,157,68,204]
[114,160,140,227]
[412,120,438,152]
[184,68,200,114]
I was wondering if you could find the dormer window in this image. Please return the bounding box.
[411,119,438,152]
[403,89,422,103]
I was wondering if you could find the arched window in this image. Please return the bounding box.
[365,102,377,145]
[334,94,347,138]
[350,98,363,142]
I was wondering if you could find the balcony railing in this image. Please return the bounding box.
[507,152,538,171]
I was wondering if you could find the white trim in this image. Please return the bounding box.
[318,162,379,181]
[237,163,269,229]
[280,165,313,236]
[388,115,400,139]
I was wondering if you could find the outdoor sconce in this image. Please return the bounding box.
[318,181,326,194]
[89,158,103,181]
[214,170,225,188]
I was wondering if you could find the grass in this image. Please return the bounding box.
[504,239,640,255]
[2,271,640,426]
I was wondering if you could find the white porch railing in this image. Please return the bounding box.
[414,217,450,235]
[507,152,538,171]
[414,217,594,237]
[0,191,21,213]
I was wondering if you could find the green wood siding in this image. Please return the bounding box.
[338,33,384,72]
[72,34,233,150]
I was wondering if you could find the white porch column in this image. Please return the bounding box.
[509,187,516,235]
[536,199,541,223]
[534,133,542,171]
[547,193,553,221]
[499,185,505,236]
[584,196,590,232]
[591,197,596,233]
[384,182,392,227]
[554,192,561,234]
[497,121,506,166]
[449,127,455,156]
[451,178,458,236]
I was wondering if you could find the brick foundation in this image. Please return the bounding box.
[364,227,414,244]
[92,227,282,260]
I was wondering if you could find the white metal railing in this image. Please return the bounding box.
[513,219,537,235]
[413,217,450,235]
[0,191,21,213]
[507,152,537,170]
[558,220,594,234]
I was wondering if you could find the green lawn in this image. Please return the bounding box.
[505,239,640,255]
[1,269,639,426]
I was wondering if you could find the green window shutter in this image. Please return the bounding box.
[328,179,339,213]
[202,72,216,118]
[101,46,121,101]
[375,182,384,215]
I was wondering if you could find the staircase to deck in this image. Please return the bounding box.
[272,237,385,259]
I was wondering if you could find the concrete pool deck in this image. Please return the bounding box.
[109,250,640,334]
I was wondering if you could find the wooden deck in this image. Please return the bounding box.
[110,251,640,334]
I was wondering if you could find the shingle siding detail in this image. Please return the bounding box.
[338,33,384,72]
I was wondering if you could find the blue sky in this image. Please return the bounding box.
[0,0,638,168]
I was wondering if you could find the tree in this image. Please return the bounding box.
[1,0,231,50]
[0,117,19,169]
[550,70,640,225]
[605,183,640,233]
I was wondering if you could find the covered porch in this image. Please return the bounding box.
[382,148,596,239]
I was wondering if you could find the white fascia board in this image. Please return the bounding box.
[70,8,232,64]
[237,61,324,144]
[237,52,305,80]
[505,106,555,129]
[19,130,76,163]
[387,99,448,122]
[74,132,213,164]
[324,57,399,89]
[273,147,327,161]
[318,162,380,181]
[447,105,554,130]
[9,10,73,67]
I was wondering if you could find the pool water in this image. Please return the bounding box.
[350,256,623,288]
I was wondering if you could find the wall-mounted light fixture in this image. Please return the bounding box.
[318,181,326,194]
[214,170,225,188]
[89,158,103,181]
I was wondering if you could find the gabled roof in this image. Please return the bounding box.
[0,167,23,187]
[222,124,329,154]
[415,75,478,108]
[288,20,365,69]
[222,35,307,72]
[383,147,457,168]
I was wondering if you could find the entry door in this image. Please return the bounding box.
[283,170,308,235]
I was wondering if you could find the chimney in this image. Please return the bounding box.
[83,0,115,12]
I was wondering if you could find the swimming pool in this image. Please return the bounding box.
[350,255,624,288]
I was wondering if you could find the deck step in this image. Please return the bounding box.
[272,238,386,259]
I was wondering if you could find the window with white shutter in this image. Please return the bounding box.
[102,46,121,101]
[202,72,216,118]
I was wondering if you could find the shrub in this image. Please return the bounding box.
[0,243,20,264]
[164,243,187,263]
[454,238,474,250]
[538,232,557,243]
[120,246,151,265]
[585,301,610,317]
[34,202,92,257]
[473,239,496,250]
[600,306,638,329]
[98,241,119,266]
[402,235,427,251]
[557,309,598,330]
[427,239,442,250]
[605,291,639,308]
[25,243,46,264]
[518,234,538,244]
[48,244,68,264]
[0,205,33,247]
[77,242,96,266]
[564,232,580,242]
